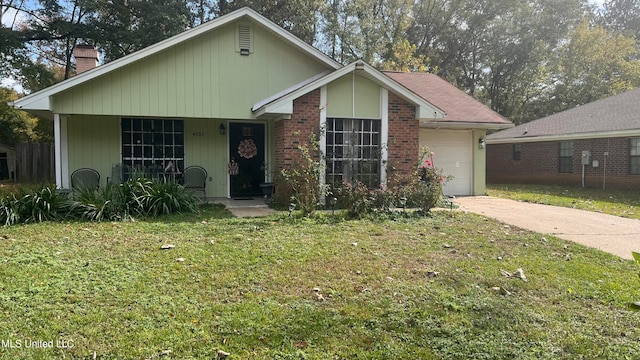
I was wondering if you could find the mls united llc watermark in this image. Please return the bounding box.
[1,339,74,349]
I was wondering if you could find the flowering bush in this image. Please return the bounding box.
[336,149,450,218]
[407,149,449,212]
[277,131,328,216]
[335,181,396,218]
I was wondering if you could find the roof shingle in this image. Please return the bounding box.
[488,88,640,142]
[384,71,512,125]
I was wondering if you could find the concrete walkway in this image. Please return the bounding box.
[454,196,640,260]
[213,197,279,218]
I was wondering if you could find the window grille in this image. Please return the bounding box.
[325,118,381,188]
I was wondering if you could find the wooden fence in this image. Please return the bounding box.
[16,143,55,183]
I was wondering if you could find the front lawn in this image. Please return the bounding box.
[1,207,639,359]
[487,184,640,220]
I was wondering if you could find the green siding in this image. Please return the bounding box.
[52,19,332,119]
[66,115,275,197]
[67,115,121,187]
[327,75,381,119]
[184,118,229,197]
[473,129,487,195]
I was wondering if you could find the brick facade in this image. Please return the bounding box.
[274,90,321,171]
[387,93,419,182]
[487,137,640,189]
[274,90,419,187]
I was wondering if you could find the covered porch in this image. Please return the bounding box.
[54,114,275,198]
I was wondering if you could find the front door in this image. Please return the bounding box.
[229,122,265,198]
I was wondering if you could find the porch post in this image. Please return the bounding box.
[53,114,69,189]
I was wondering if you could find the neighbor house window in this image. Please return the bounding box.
[558,141,573,173]
[513,144,521,160]
[630,138,640,175]
[121,118,184,173]
[325,118,381,188]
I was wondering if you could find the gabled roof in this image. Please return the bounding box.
[11,7,341,112]
[487,88,640,143]
[252,61,447,119]
[384,71,513,129]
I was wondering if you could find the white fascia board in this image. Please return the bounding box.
[11,96,51,111]
[13,7,340,111]
[421,121,515,130]
[263,101,294,115]
[487,129,640,144]
[417,106,445,119]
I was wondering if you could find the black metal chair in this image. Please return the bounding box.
[71,168,100,191]
[183,165,207,200]
[108,163,136,184]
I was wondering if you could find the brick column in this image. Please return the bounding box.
[274,90,321,171]
[387,93,418,184]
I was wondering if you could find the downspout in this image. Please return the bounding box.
[603,138,609,190]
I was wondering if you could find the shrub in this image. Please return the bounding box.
[336,149,449,219]
[134,179,199,217]
[336,181,396,218]
[0,179,200,226]
[0,195,19,226]
[630,251,640,311]
[278,131,328,217]
[12,185,65,224]
[67,183,131,221]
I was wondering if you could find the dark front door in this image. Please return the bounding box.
[229,122,265,198]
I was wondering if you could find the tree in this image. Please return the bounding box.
[550,21,640,112]
[0,87,45,145]
[382,39,429,72]
[602,0,640,39]
[87,0,191,62]
[319,0,414,65]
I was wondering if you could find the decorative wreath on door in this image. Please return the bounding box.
[228,159,239,176]
[238,139,258,159]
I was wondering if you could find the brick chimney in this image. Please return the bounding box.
[73,45,99,74]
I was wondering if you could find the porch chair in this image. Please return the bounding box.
[108,163,135,184]
[183,165,207,200]
[71,168,100,191]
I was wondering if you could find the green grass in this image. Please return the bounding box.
[487,184,640,220]
[1,206,640,359]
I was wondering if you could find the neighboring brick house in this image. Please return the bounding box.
[11,7,512,198]
[487,88,640,189]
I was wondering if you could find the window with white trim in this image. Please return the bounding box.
[121,118,184,173]
[325,118,381,188]
[630,138,640,175]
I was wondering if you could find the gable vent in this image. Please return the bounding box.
[236,22,253,56]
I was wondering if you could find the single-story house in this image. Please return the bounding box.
[10,7,512,198]
[486,88,640,189]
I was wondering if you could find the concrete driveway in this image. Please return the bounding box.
[454,196,640,260]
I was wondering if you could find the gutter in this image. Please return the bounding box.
[420,121,514,130]
[487,129,640,144]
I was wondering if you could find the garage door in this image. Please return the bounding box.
[419,129,473,196]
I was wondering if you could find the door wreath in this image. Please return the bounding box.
[237,139,258,159]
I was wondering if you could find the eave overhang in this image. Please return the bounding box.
[487,129,640,144]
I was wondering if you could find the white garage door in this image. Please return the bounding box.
[419,129,473,196]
